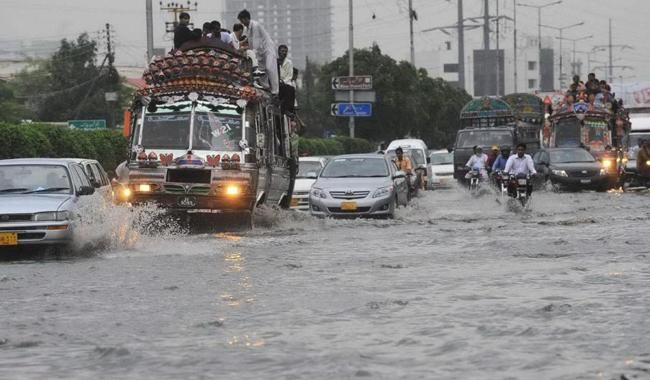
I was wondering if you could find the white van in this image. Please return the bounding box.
[385,139,430,190]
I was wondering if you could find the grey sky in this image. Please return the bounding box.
[0,0,648,83]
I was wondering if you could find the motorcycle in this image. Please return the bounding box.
[493,170,509,200]
[509,173,531,207]
[467,169,481,195]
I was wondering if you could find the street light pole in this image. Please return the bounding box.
[557,35,593,77]
[516,1,561,91]
[541,21,584,89]
[348,0,355,138]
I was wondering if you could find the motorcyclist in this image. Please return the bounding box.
[503,143,537,196]
[394,147,413,174]
[491,146,511,190]
[464,145,488,181]
[491,146,511,173]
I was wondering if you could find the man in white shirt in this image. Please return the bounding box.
[230,23,244,50]
[465,145,489,180]
[238,9,279,95]
[504,143,536,196]
[278,45,294,86]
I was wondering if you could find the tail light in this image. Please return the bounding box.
[231,153,241,163]
[148,151,158,161]
[137,151,147,160]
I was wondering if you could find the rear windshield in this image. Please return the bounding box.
[456,130,513,148]
[430,152,453,165]
[321,158,389,178]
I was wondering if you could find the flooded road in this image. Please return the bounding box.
[1,188,650,379]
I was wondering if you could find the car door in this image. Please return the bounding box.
[391,161,408,205]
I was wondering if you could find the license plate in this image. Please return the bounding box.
[340,201,358,211]
[580,179,591,184]
[0,232,18,246]
[290,197,299,207]
[177,196,198,208]
[517,179,528,185]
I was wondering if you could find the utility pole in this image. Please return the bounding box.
[408,0,416,67]
[495,0,500,96]
[105,23,114,68]
[458,0,465,91]
[146,0,154,61]
[592,24,633,82]
[608,18,613,82]
[348,0,355,138]
[513,0,517,93]
[516,1,561,91]
[556,35,592,76]
[483,0,489,95]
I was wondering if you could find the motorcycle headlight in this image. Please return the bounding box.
[599,168,608,175]
[33,211,70,221]
[310,187,327,199]
[646,160,650,166]
[602,160,613,169]
[373,186,393,198]
[552,169,568,177]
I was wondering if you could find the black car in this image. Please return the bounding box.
[533,148,616,191]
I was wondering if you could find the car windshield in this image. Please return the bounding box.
[456,130,513,148]
[554,118,582,147]
[550,149,595,163]
[627,133,650,159]
[297,161,323,178]
[321,157,389,178]
[430,152,453,165]
[0,165,72,194]
[385,149,425,166]
[192,109,242,151]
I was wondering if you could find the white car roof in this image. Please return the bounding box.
[630,114,650,131]
[387,139,428,151]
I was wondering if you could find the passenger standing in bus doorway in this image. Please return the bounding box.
[237,9,280,96]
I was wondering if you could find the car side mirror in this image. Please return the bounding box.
[90,179,101,188]
[418,164,427,170]
[426,157,431,164]
[306,171,318,179]
[393,171,406,179]
[78,186,95,196]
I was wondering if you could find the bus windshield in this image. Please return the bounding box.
[192,111,242,151]
[554,118,581,147]
[456,129,513,149]
[141,112,191,150]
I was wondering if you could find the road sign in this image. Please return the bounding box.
[330,103,372,117]
[335,90,376,102]
[68,119,107,130]
[331,75,373,90]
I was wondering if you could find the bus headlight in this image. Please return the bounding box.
[137,184,152,192]
[225,184,241,196]
[602,160,613,169]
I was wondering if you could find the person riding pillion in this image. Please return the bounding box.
[465,145,489,180]
[503,143,537,196]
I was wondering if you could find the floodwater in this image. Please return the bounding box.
[1,187,650,379]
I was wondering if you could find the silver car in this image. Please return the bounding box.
[0,159,96,248]
[309,154,409,218]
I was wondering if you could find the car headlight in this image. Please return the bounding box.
[599,168,608,175]
[646,160,650,166]
[602,160,613,169]
[33,211,70,221]
[311,187,327,199]
[373,186,393,198]
[551,170,568,177]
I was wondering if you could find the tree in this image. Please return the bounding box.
[297,44,471,148]
[0,81,33,123]
[11,33,128,125]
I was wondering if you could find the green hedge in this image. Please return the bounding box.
[298,136,374,156]
[0,123,128,175]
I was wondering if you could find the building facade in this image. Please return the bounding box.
[222,0,333,70]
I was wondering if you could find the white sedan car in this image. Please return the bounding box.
[0,158,96,248]
[427,150,454,189]
[291,157,328,211]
